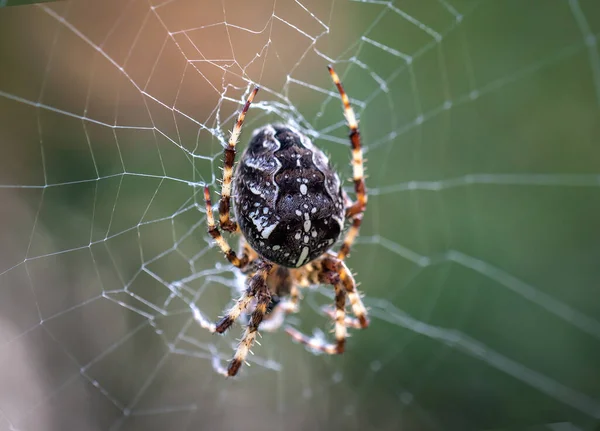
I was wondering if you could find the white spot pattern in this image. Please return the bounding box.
[261,222,279,239]
[296,246,310,267]
[303,219,311,232]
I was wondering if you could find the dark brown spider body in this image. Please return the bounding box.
[233,124,345,268]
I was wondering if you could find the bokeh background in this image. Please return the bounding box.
[1,1,599,430]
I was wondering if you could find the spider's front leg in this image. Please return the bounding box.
[285,255,369,355]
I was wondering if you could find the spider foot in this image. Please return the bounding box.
[285,326,345,355]
[227,359,243,377]
[215,315,235,333]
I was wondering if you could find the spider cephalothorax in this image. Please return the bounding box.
[203,66,369,377]
[234,124,345,268]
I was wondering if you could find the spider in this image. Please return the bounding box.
[203,66,368,377]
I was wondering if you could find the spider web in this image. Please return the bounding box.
[1,0,599,430]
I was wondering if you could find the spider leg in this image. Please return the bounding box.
[260,259,324,332]
[327,255,369,329]
[338,214,362,261]
[286,255,368,355]
[286,272,347,355]
[239,265,301,333]
[218,86,259,233]
[204,186,249,268]
[285,255,368,354]
[319,257,368,329]
[259,284,301,332]
[226,262,273,376]
[328,66,367,261]
[215,261,271,333]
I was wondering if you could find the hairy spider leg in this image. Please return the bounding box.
[219,86,260,232]
[216,261,271,333]
[286,280,347,355]
[260,259,323,332]
[327,66,368,261]
[285,255,368,354]
[225,261,273,376]
[258,284,301,332]
[204,186,249,268]
[324,256,369,329]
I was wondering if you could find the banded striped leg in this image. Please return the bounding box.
[219,86,259,232]
[204,186,248,268]
[259,285,301,332]
[328,66,367,261]
[285,257,351,355]
[215,261,272,334]
[336,256,369,328]
[226,262,273,376]
[338,216,362,261]
[322,256,369,329]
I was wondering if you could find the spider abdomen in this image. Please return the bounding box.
[233,125,345,268]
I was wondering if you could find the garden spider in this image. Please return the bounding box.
[204,66,368,377]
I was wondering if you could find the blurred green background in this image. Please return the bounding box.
[0,1,599,430]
